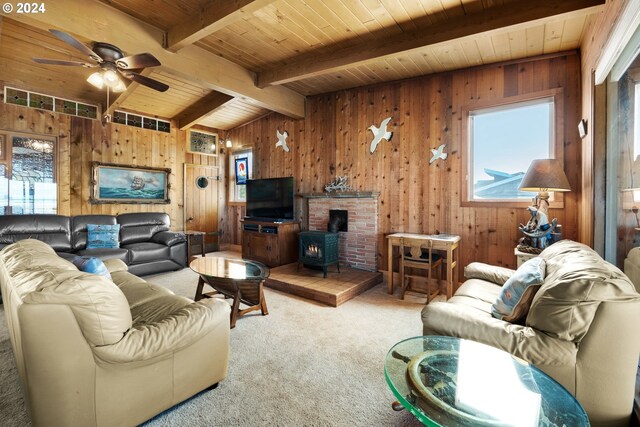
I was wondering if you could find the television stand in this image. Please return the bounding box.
[241,219,300,267]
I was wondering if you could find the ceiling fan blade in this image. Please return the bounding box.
[121,71,169,92]
[49,29,99,60]
[32,58,95,67]
[116,53,161,69]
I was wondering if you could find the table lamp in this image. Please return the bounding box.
[519,159,571,218]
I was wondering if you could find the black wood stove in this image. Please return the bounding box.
[298,231,340,277]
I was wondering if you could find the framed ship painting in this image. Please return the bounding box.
[90,162,171,204]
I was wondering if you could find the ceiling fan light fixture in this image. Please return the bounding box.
[87,72,105,89]
[112,79,127,93]
[103,69,120,86]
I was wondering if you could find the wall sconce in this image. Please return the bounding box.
[226,138,232,148]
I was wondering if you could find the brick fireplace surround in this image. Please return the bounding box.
[302,192,379,272]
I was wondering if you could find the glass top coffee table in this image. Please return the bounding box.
[384,336,589,426]
[190,256,270,328]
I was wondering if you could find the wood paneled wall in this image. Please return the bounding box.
[226,53,582,274]
[0,87,223,231]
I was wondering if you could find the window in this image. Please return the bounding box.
[464,93,559,204]
[229,149,252,202]
[0,133,57,214]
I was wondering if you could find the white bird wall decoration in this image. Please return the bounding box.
[276,129,289,152]
[429,144,448,164]
[368,117,393,154]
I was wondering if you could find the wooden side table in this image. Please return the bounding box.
[185,230,206,263]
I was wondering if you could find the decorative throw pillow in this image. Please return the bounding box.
[72,256,112,280]
[86,224,120,249]
[491,257,546,323]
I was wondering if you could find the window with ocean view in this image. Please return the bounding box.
[465,96,555,203]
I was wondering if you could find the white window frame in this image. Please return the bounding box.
[461,89,564,208]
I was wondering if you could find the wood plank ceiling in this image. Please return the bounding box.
[0,0,604,130]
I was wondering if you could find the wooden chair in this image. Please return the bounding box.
[399,237,443,302]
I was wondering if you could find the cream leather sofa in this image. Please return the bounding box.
[421,240,640,427]
[0,239,230,427]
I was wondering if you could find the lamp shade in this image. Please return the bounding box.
[519,159,571,192]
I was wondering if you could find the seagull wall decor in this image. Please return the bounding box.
[369,117,393,154]
[276,130,290,152]
[429,144,448,164]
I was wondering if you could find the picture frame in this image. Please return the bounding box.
[235,157,248,185]
[187,129,218,156]
[90,162,171,204]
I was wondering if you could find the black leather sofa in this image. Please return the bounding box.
[0,213,186,277]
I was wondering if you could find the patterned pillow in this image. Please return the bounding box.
[491,257,546,323]
[86,224,120,249]
[72,256,112,280]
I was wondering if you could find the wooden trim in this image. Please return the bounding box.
[460,88,566,208]
[228,201,246,207]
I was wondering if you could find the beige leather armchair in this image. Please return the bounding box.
[0,239,230,427]
[422,240,640,427]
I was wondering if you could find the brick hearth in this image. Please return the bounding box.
[303,192,379,272]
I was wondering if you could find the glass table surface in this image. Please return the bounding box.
[189,256,270,280]
[384,336,589,427]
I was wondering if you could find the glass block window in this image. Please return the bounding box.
[77,103,98,119]
[127,114,142,127]
[157,120,171,133]
[29,93,54,111]
[113,111,127,125]
[6,87,28,106]
[143,118,157,130]
[113,110,171,133]
[4,86,98,121]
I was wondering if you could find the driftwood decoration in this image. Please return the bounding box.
[325,176,352,193]
[429,144,448,164]
[276,130,289,152]
[368,117,393,154]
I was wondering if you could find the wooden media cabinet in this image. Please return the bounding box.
[241,219,300,267]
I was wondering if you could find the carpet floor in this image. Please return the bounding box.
[0,261,430,427]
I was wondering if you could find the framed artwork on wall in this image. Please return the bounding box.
[187,129,218,156]
[235,157,248,185]
[90,162,171,204]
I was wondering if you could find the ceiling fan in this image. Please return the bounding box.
[32,29,169,93]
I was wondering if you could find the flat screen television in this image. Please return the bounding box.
[245,177,294,221]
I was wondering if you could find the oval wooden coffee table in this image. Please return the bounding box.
[190,256,270,328]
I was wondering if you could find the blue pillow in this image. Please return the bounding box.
[491,257,546,323]
[86,224,120,249]
[72,256,111,279]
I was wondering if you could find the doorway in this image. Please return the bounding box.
[184,164,219,253]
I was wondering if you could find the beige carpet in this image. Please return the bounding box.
[0,260,430,427]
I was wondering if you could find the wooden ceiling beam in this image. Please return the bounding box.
[2,0,305,118]
[257,0,605,87]
[174,91,234,130]
[166,0,277,52]
[104,69,152,118]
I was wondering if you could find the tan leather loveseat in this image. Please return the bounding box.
[422,240,640,427]
[0,239,231,427]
